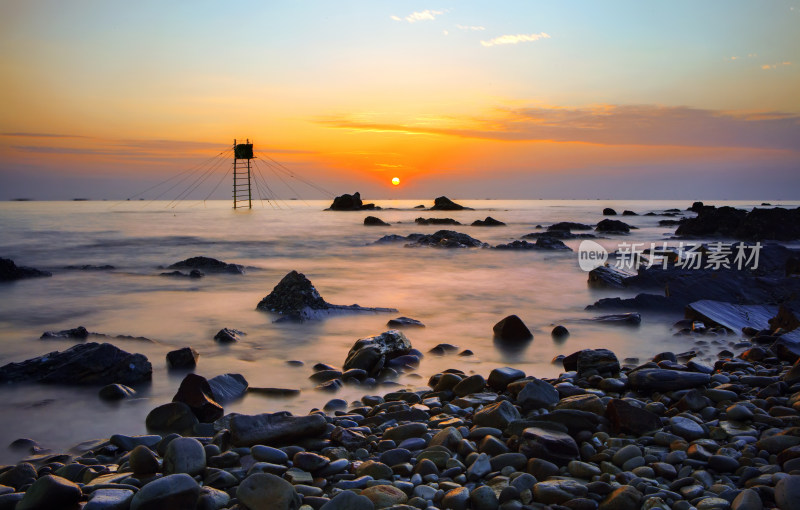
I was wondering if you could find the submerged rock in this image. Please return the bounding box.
[256,270,396,321]
[214,328,245,343]
[160,269,204,278]
[99,383,137,401]
[0,257,51,281]
[677,205,800,240]
[548,222,594,231]
[166,347,199,369]
[587,312,642,325]
[230,412,328,447]
[327,191,377,211]
[596,219,635,233]
[603,208,617,216]
[471,216,506,226]
[172,373,224,423]
[167,256,244,274]
[493,315,533,341]
[387,316,425,328]
[415,217,461,225]
[430,196,472,211]
[343,330,413,376]
[0,342,152,386]
[406,230,488,248]
[40,326,90,340]
[628,368,711,392]
[364,216,389,226]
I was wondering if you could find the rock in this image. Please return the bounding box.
[84,488,135,510]
[442,487,470,509]
[16,475,81,510]
[0,257,51,281]
[213,327,244,343]
[775,475,800,510]
[677,205,800,241]
[256,270,396,320]
[474,400,521,429]
[562,348,620,377]
[343,330,412,374]
[606,399,661,435]
[129,444,160,475]
[588,265,633,289]
[453,374,486,396]
[534,237,572,250]
[493,315,533,341]
[0,342,152,386]
[237,473,301,510]
[732,489,762,510]
[166,347,198,369]
[230,412,328,447]
[361,484,408,508]
[172,373,224,422]
[517,378,559,410]
[167,256,244,274]
[670,416,705,440]
[533,479,587,504]
[628,369,710,392]
[622,210,637,216]
[387,316,425,328]
[551,325,569,339]
[430,196,471,211]
[488,367,525,390]
[472,216,506,227]
[599,486,642,510]
[207,373,248,402]
[603,208,617,216]
[588,312,641,325]
[40,326,89,339]
[470,485,500,510]
[364,216,390,226]
[130,473,200,510]
[99,383,136,401]
[319,490,374,510]
[407,230,488,248]
[520,427,579,466]
[328,192,376,211]
[549,222,594,231]
[596,219,633,233]
[145,402,199,435]
[163,437,206,476]
[415,217,462,225]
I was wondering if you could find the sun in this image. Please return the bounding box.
[391,177,400,186]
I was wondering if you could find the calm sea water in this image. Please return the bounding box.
[0,199,795,462]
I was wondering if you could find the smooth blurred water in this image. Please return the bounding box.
[0,198,794,461]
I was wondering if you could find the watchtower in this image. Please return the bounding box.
[233,139,254,209]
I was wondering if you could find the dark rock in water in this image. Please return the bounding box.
[387,316,425,328]
[160,269,204,278]
[168,256,244,274]
[551,325,569,339]
[63,264,115,271]
[230,412,328,447]
[172,373,224,423]
[523,230,596,240]
[415,217,461,225]
[237,473,302,510]
[520,427,579,466]
[493,315,533,341]
[17,474,82,510]
[8,438,41,454]
[40,326,90,340]
[689,201,705,212]
[587,265,633,289]
[548,222,594,231]
[99,383,136,401]
[488,367,526,390]
[208,373,249,403]
[328,191,377,211]
[606,399,662,435]
[372,234,411,244]
[430,196,472,210]
[256,270,396,320]
[588,312,641,325]
[248,387,301,397]
[603,208,617,216]
[628,368,710,392]
[769,304,800,333]
[658,219,682,226]
[407,230,488,248]
[562,349,620,377]
[364,216,390,226]
[145,402,199,435]
[495,238,572,251]
[587,294,679,312]
[129,473,200,510]
[622,210,637,216]
[343,330,412,376]
[0,342,152,386]
[596,219,634,233]
[214,328,245,343]
[0,257,52,281]
[414,204,425,209]
[495,240,538,250]
[677,205,800,240]
[166,347,199,369]
[472,216,506,227]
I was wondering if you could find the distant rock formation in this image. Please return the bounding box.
[430,196,472,211]
[0,258,51,281]
[596,219,635,233]
[168,256,244,274]
[676,205,800,241]
[327,192,378,211]
[364,216,390,226]
[471,216,506,227]
[415,217,461,225]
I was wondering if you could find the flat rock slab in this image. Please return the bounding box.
[231,412,328,447]
[687,300,800,342]
[628,368,710,392]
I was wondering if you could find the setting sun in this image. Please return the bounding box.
[391,177,400,186]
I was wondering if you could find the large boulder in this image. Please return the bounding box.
[415,217,461,225]
[327,192,376,211]
[548,222,594,231]
[207,373,249,402]
[519,427,579,467]
[167,256,244,274]
[681,205,800,240]
[407,230,488,248]
[129,473,200,510]
[562,349,620,377]
[343,330,412,375]
[596,219,634,233]
[628,368,711,392]
[493,315,533,341]
[0,257,51,281]
[172,373,224,423]
[230,412,328,447]
[237,473,301,510]
[430,196,472,210]
[472,216,505,227]
[0,342,152,386]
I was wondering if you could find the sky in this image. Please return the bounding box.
[1,0,799,200]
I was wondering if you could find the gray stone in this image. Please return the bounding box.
[517,378,559,410]
[612,445,642,467]
[207,373,248,403]
[129,444,160,475]
[237,473,301,510]
[163,437,206,476]
[732,488,762,510]
[319,490,375,510]
[775,475,800,510]
[533,479,587,504]
[487,367,525,390]
[473,400,520,429]
[470,485,499,510]
[628,369,710,392]
[520,426,579,466]
[84,489,135,510]
[230,412,327,447]
[467,453,492,480]
[251,445,289,463]
[599,486,642,510]
[670,416,706,440]
[569,460,601,478]
[130,474,200,510]
[442,487,470,510]
[17,475,81,510]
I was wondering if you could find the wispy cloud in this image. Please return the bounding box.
[457,24,485,31]
[481,32,550,47]
[762,61,792,70]
[391,9,446,23]
[318,104,800,151]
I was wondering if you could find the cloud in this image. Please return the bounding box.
[391,9,446,23]
[762,61,792,70]
[318,104,800,151]
[481,32,550,47]
[457,24,485,31]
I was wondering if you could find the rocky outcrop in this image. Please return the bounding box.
[595,219,635,233]
[548,222,594,231]
[230,412,328,447]
[167,256,244,274]
[343,330,413,376]
[172,373,224,423]
[327,192,377,211]
[406,230,488,248]
[429,196,472,211]
[256,270,396,321]
[364,216,390,226]
[166,347,199,369]
[602,208,617,216]
[0,342,152,385]
[493,315,533,341]
[0,258,51,281]
[471,217,505,227]
[677,205,800,240]
[415,217,461,225]
[495,238,572,251]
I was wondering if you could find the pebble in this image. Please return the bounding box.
[16,475,81,510]
[163,437,206,476]
[236,473,301,510]
[129,473,200,510]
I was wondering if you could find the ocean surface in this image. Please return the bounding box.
[0,198,795,462]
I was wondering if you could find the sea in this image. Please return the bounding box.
[0,198,795,462]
